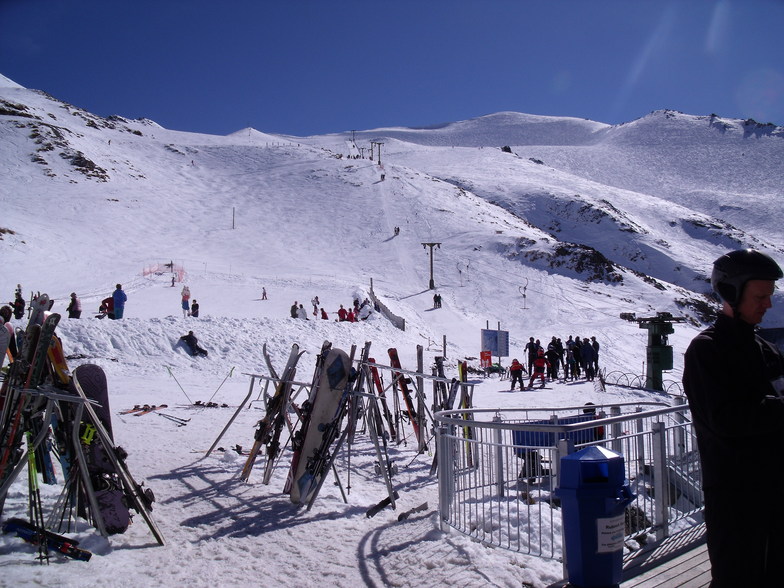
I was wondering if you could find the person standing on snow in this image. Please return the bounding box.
[290,301,298,319]
[181,286,191,317]
[590,336,600,374]
[524,337,539,374]
[112,284,127,319]
[67,293,82,318]
[509,359,525,390]
[11,291,25,320]
[527,349,550,389]
[683,249,784,586]
[580,337,595,381]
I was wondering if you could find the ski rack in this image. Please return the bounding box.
[364,359,467,450]
[202,344,473,513]
[303,346,472,510]
[0,385,165,546]
[205,371,311,458]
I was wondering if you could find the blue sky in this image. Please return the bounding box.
[2,0,783,136]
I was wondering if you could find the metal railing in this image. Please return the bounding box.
[434,397,703,561]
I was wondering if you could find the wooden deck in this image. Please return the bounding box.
[548,524,710,588]
[621,524,709,587]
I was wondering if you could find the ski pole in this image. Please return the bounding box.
[206,366,235,403]
[165,366,193,404]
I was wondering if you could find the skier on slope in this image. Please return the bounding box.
[527,349,550,389]
[67,292,82,318]
[509,359,525,390]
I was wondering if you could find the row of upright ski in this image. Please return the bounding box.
[0,294,163,563]
[236,340,470,511]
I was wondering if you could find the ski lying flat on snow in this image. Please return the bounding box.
[397,502,428,521]
[2,518,93,561]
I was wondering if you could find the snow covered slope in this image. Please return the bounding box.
[1,71,783,588]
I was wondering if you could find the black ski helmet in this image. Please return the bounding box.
[711,249,783,306]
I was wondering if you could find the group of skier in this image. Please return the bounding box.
[508,335,600,390]
[289,296,376,322]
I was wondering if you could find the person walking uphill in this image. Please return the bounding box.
[683,249,784,587]
[112,284,127,319]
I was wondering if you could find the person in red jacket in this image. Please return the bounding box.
[509,358,525,390]
[527,349,550,389]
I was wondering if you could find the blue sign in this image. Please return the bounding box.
[481,329,509,357]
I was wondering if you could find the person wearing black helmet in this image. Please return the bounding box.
[683,249,784,586]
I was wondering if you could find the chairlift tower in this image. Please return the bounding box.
[620,311,687,391]
[421,242,441,289]
[370,141,384,165]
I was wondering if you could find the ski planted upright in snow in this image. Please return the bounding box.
[240,343,303,482]
[387,348,424,448]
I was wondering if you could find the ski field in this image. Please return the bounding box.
[1,72,782,587]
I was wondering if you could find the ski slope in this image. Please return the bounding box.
[1,72,782,586]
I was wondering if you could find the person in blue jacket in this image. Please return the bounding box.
[112,284,127,319]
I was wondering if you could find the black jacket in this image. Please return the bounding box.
[683,313,784,489]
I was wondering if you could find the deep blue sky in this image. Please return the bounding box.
[2,0,783,136]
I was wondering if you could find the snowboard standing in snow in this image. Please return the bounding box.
[68,365,164,544]
[289,344,351,505]
[66,364,131,535]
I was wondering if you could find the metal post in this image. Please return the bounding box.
[610,405,622,454]
[493,416,504,497]
[437,424,453,528]
[421,242,441,289]
[652,421,669,541]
